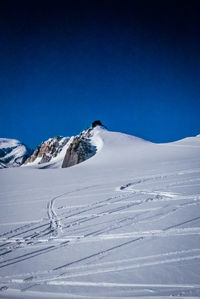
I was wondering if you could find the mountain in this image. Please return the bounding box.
[3,125,200,170]
[23,126,102,169]
[0,138,32,168]
[0,127,200,297]
[22,122,151,169]
[1,124,104,169]
[61,128,97,168]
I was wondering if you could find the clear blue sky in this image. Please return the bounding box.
[0,0,200,148]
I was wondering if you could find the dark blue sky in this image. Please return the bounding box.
[0,0,200,148]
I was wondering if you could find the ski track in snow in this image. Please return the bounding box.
[0,168,200,297]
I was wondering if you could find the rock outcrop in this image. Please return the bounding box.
[24,136,69,165]
[92,120,103,128]
[62,129,96,168]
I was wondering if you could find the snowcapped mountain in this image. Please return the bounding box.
[23,126,102,169]
[0,138,32,168]
[3,126,200,170]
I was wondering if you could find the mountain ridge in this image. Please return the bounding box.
[1,125,200,169]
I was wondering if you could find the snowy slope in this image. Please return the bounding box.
[0,128,200,298]
[0,138,32,168]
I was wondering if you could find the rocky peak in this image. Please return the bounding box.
[24,136,69,165]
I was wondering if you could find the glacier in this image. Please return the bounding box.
[0,127,200,298]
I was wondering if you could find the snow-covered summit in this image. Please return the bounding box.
[23,124,148,169]
[0,138,32,168]
[74,126,200,172]
[2,126,200,170]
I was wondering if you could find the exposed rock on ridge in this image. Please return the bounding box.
[24,136,69,165]
[62,128,97,168]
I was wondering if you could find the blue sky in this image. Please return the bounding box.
[0,0,200,148]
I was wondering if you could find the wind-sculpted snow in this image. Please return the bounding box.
[0,129,200,298]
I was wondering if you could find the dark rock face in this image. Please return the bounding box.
[62,131,97,168]
[24,136,69,165]
[39,153,52,164]
[92,120,102,128]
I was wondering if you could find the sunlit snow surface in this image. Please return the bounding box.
[0,127,200,298]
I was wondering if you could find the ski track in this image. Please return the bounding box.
[0,169,200,297]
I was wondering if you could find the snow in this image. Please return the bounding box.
[0,128,200,298]
[0,138,22,149]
